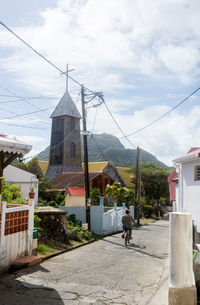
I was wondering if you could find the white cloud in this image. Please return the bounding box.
[1,0,200,166]
[1,0,200,92]
[87,102,200,166]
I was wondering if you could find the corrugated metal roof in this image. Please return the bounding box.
[0,134,32,155]
[68,187,85,196]
[50,172,101,190]
[116,167,134,189]
[50,91,81,119]
[82,162,108,172]
[38,161,49,174]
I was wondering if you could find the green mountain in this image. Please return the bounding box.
[36,133,167,167]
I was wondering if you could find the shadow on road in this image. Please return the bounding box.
[102,237,166,260]
[0,267,65,305]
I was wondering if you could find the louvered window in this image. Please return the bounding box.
[194,166,200,181]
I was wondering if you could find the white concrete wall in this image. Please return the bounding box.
[180,160,200,231]
[90,206,134,235]
[1,231,28,269]
[60,206,86,223]
[4,165,38,205]
[0,202,34,271]
[65,194,85,206]
[90,206,104,234]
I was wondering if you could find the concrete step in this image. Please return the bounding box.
[10,255,43,272]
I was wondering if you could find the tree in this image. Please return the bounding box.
[105,182,135,205]
[130,162,171,205]
[90,188,101,205]
[14,157,44,178]
[38,177,64,206]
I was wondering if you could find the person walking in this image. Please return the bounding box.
[121,209,136,245]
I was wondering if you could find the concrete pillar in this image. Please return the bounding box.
[99,197,104,206]
[130,206,134,218]
[169,212,197,305]
[0,201,6,248]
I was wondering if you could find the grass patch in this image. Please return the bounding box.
[68,240,81,247]
[37,240,64,255]
[93,234,104,240]
[140,217,157,225]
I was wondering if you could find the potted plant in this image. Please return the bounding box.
[29,186,35,199]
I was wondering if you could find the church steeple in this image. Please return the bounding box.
[50,91,81,119]
[46,86,82,181]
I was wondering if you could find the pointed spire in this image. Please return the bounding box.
[50,91,81,119]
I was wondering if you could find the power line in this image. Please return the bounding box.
[0,84,52,115]
[0,89,80,99]
[0,21,89,91]
[88,107,98,149]
[90,133,107,160]
[100,96,137,149]
[0,107,54,121]
[0,95,58,99]
[120,86,200,139]
[2,21,199,143]
[0,122,47,130]
[0,106,50,129]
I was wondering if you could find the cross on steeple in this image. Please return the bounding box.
[62,64,75,92]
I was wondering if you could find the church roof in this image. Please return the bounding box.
[50,91,81,119]
[49,172,104,191]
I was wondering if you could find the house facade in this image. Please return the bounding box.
[65,187,85,206]
[0,134,34,271]
[173,147,200,232]
[4,165,38,205]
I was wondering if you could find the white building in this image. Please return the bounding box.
[4,165,38,205]
[173,147,200,233]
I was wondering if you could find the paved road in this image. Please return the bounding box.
[0,220,169,305]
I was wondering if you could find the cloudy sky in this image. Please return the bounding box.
[0,0,200,166]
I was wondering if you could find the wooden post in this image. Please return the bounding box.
[81,85,90,229]
[135,146,141,226]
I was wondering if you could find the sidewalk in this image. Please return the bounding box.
[148,260,169,305]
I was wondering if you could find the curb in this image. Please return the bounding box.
[41,238,102,261]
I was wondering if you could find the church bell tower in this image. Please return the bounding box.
[46,90,82,180]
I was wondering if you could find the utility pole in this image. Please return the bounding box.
[135,146,141,226]
[81,85,90,227]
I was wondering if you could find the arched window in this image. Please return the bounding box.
[69,117,75,132]
[70,142,76,158]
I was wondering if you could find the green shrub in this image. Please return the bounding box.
[2,180,26,204]
[84,230,93,240]
[67,214,82,227]
[141,204,153,218]
[90,188,101,205]
[153,206,164,218]
[59,199,65,206]
[48,200,57,207]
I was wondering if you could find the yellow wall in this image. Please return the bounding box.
[65,194,85,206]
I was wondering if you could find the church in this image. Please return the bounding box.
[45,83,125,195]
[46,90,82,180]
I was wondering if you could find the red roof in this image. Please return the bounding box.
[187,147,200,156]
[67,187,85,196]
